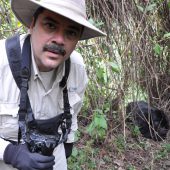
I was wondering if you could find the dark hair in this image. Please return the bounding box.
[33,7,45,26]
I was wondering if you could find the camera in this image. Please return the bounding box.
[25,114,64,156]
[26,129,61,156]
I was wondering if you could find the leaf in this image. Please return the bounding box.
[95,21,104,28]
[88,18,95,25]
[88,18,104,28]
[72,148,78,157]
[96,66,108,83]
[163,32,170,38]
[162,144,170,152]
[86,122,94,134]
[145,4,157,12]
[137,4,156,13]
[86,110,107,139]
[94,111,107,129]
[153,43,162,55]
[137,5,144,12]
[96,67,104,80]
[108,62,120,73]
[99,116,107,129]
[94,115,105,128]
[17,22,22,28]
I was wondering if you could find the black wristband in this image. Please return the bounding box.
[64,142,73,158]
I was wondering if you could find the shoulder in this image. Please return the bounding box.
[69,50,87,77]
[68,50,88,90]
[0,38,8,66]
[0,34,27,66]
[70,50,85,67]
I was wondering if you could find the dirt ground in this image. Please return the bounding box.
[96,133,170,170]
[74,126,170,170]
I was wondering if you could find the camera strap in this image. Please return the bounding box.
[5,34,72,144]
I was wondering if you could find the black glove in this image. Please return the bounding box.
[3,143,55,170]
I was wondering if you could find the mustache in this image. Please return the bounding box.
[43,43,66,56]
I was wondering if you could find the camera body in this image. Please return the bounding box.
[25,113,66,156]
[26,129,61,156]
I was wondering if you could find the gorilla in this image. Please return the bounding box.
[126,101,169,141]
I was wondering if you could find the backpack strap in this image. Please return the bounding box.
[59,58,72,143]
[18,34,31,122]
[17,35,33,143]
[6,34,33,142]
[5,34,22,88]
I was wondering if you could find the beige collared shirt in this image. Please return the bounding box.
[0,34,88,164]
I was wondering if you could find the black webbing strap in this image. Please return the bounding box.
[17,35,32,143]
[5,34,22,88]
[5,34,32,143]
[59,59,72,142]
[59,59,70,88]
[18,35,31,121]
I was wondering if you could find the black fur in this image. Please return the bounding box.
[126,101,169,141]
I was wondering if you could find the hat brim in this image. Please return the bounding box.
[11,0,106,40]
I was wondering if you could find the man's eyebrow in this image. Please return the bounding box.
[68,25,81,32]
[43,16,56,23]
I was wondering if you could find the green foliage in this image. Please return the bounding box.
[96,63,108,84]
[130,125,141,137]
[88,18,104,29]
[127,165,136,170]
[155,144,170,160]
[137,3,157,13]
[125,82,147,105]
[163,32,170,39]
[68,143,97,170]
[114,134,126,153]
[153,43,163,56]
[86,109,107,141]
[0,0,26,38]
[108,62,121,74]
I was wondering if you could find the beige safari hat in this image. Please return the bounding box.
[11,0,106,40]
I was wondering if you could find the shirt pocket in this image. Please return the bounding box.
[58,91,81,114]
[0,103,19,125]
[0,63,20,102]
[0,103,19,139]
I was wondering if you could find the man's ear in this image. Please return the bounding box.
[29,18,35,33]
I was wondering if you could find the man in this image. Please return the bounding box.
[0,0,105,169]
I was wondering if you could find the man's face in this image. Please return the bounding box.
[30,9,82,72]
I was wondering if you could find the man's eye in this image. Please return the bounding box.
[45,22,56,30]
[66,30,78,39]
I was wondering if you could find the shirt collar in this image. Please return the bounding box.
[30,42,39,80]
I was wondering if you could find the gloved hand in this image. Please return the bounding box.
[3,143,55,170]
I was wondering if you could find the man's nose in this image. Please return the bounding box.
[52,31,65,45]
